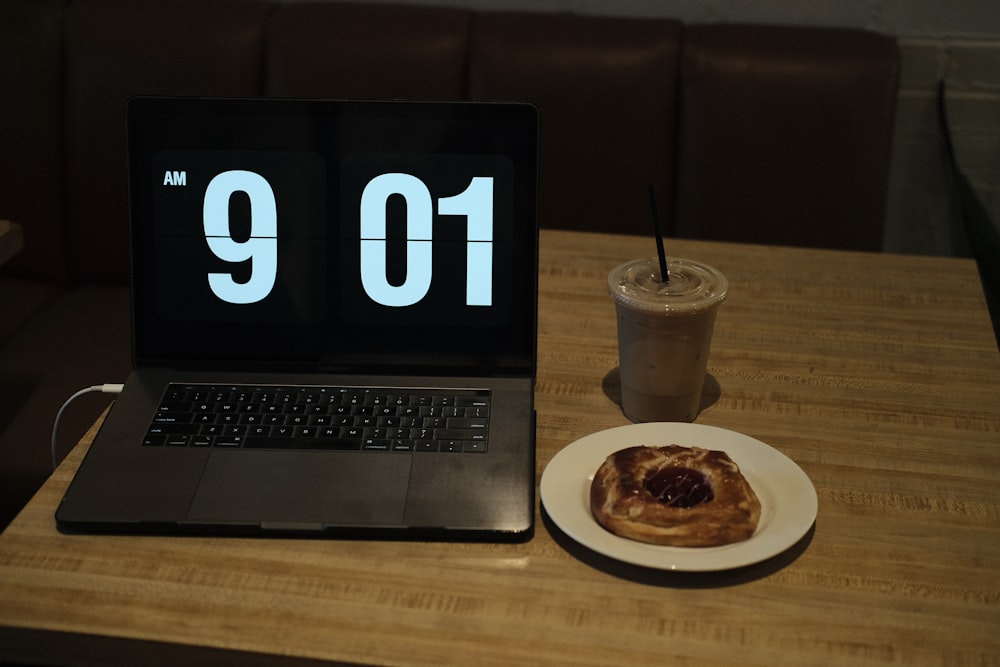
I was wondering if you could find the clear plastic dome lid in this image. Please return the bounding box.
[608,257,729,313]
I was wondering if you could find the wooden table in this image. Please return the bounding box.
[2,230,998,666]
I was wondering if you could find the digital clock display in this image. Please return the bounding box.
[152,149,328,322]
[127,98,537,375]
[339,152,514,327]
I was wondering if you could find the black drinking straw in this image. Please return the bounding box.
[649,184,669,283]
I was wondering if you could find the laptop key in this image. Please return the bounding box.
[362,439,391,451]
[149,423,200,435]
[446,417,488,430]
[456,396,489,408]
[434,428,487,441]
[153,412,194,424]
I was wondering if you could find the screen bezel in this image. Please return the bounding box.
[126,96,538,378]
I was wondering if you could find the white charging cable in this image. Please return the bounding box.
[51,383,124,470]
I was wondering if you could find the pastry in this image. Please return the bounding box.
[590,445,761,547]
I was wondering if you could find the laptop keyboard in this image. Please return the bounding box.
[142,383,491,453]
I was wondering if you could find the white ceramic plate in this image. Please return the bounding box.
[540,422,817,571]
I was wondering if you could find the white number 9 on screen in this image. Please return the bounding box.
[203,170,278,305]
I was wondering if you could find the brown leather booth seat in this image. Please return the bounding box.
[0,0,899,529]
[674,24,901,250]
[469,12,682,237]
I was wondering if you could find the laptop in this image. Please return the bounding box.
[55,96,538,541]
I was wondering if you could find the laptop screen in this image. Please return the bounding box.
[126,97,538,377]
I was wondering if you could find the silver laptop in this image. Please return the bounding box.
[55,97,538,541]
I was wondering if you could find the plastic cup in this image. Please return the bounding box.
[608,257,728,422]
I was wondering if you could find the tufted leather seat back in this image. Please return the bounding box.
[673,24,900,250]
[0,0,900,290]
[468,12,682,236]
[61,0,271,283]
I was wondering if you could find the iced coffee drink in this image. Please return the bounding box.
[608,257,728,422]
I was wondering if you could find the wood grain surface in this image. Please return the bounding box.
[2,231,998,666]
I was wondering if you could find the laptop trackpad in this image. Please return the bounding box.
[186,450,412,528]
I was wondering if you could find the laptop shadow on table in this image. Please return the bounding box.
[601,367,722,417]
[541,506,815,588]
